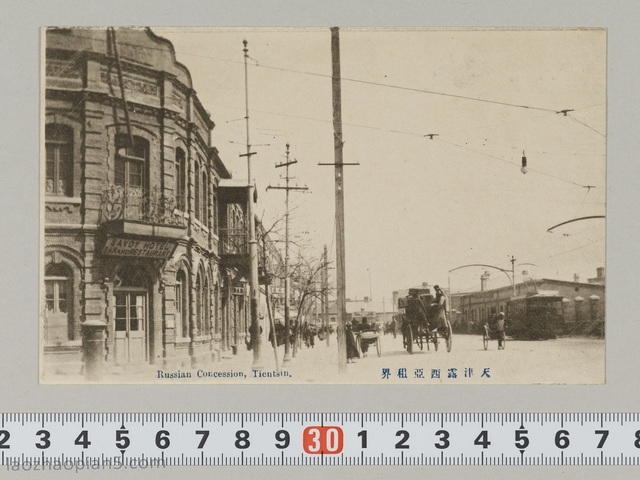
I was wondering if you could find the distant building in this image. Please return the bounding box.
[449,269,605,336]
[322,298,394,327]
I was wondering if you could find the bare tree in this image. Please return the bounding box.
[288,253,332,358]
[254,210,333,368]
[255,215,286,371]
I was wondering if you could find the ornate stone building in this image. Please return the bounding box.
[43,28,253,377]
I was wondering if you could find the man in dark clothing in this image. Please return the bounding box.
[406,289,429,329]
[345,322,360,363]
[496,312,506,349]
[433,285,450,339]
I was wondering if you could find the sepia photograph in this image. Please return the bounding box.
[41,26,606,384]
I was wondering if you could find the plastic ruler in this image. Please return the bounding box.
[1,413,640,468]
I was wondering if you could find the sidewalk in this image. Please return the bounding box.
[216,335,343,384]
[214,333,406,384]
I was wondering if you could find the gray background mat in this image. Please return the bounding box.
[1,1,639,478]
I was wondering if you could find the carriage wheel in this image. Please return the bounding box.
[483,334,489,350]
[446,323,453,353]
[406,325,414,354]
[416,327,424,350]
[432,331,439,351]
[376,336,381,357]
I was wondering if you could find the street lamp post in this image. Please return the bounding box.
[449,263,516,296]
[509,255,516,296]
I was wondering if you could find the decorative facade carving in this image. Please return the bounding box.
[100,69,158,96]
[46,59,81,79]
[171,89,186,110]
[45,203,75,214]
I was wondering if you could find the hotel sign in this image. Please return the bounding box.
[101,237,176,259]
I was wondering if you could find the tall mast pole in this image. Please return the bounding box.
[242,40,262,368]
[331,27,347,373]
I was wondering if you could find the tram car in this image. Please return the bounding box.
[505,292,565,340]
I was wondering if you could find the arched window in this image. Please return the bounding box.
[45,124,73,196]
[175,269,189,339]
[44,263,74,342]
[194,160,201,222]
[203,276,210,335]
[175,147,186,211]
[202,170,208,228]
[213,282,220,335]
[212,184,218,234]
[195,270,203,336]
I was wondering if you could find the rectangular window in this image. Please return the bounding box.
[45,281,55,313]
[45,125,73,196]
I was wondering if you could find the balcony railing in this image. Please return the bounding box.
[100,185,185,227]
[219,228,248,255]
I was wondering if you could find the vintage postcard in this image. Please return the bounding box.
[41,27,605,384]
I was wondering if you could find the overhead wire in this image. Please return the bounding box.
[566,113,606,137]
[544,237,605,259]
[252,62,560,113]
[52,31,605,167]
[58,31,590,115]
[436,138,589,188]
[216,100,600,190]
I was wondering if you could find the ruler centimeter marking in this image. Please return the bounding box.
[0,413,639,467]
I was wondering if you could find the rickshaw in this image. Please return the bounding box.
[356,330,382,357]
[399,288,452,354]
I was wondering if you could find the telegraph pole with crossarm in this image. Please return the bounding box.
[266,143,308,364]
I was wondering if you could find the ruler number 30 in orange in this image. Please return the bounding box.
[302,426,344,454]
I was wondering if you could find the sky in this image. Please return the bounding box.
[154,27,606,304]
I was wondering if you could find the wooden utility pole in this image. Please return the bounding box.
[331,27,347,373]
[510,255,517,296]
[241,40,262,368]
[323,244,330,347]
[266,144,308,365]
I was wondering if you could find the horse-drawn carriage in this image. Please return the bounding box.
[398,287,452,354]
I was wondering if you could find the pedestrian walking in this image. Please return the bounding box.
[496,312,506,350]
[309,324,316,348]
[345,322,360,363]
